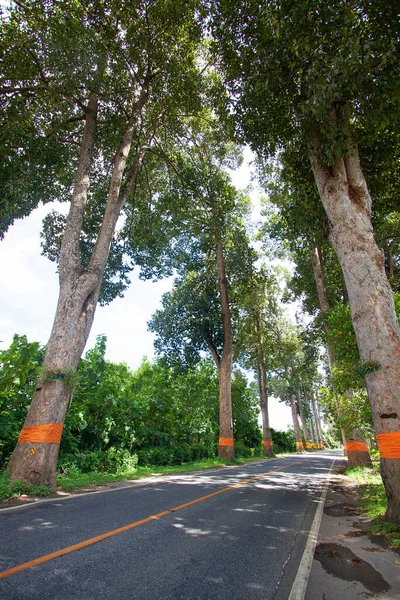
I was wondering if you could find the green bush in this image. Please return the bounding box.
[137,442,219,467]
[270,428,296,453]
[234,440,253,458]
[0,473,51,501]
[58,448,138,475]
[137,446,175,466]
[191,443,216,460]
[173,444,193,464]
[100,448,138,473]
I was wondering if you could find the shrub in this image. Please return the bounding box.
[137,442,218,467]
[58,448,138,475]
[270,428,296,453]
[137,446,175,466]
[173,444,193,464]
[191,443,216,460]
[0,474,51,501]
[234,440,252,458]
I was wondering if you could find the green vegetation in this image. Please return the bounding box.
[0,331,299,502]
[0,331,316,504]
[0,335,263,470]
[0,473,51,502]
[346,465,400,549]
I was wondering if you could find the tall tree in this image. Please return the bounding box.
[148,195,255,458]
[141,119,255,459]
[235,265,284,456]
[3,0,202,487]
[260,153,374,465]
[210,0,400,523]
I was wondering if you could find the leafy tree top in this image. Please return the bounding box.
[1,0,203,235]
[209,0,400,161]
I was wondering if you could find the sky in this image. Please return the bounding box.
[0,150,294,430]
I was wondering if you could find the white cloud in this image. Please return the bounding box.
[0,203,170,369]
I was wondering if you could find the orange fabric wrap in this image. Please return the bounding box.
[376,432,400,459]
[263,441,273,447]
[347,441,368,452]
[219,437,234,447]
[296,442,303,448]
[306,442,311,448]
[18,423,63,444]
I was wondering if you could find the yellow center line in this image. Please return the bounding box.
[0,458,303,580]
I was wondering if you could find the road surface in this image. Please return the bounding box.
[0,451,339,599]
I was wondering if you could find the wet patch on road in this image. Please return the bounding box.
[324,503,360,517]
[314,542,390,595]
[344,530,366,538]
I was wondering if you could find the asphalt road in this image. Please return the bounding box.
[0,451,339,600]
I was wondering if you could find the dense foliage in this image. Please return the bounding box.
[0,335,264,472]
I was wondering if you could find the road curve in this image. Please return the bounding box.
[0,451,339,600]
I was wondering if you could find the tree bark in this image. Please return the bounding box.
[257,360,274,457]
[311,394,323,448]
[298,390,311,449]
[383,239,395,280]
[342,428,348,456]
[310,127,400,522]
[254,309,273,457]
[309,242,372,461]
[310,246,331,314]
[216,241,234,460]
[7,76,152,487]
[6,90,101,487]
[290,395,304,453]
[309,418,316,448]
[346,428,373,468]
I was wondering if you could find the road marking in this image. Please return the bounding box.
[287,459,336,600]
[0,458,304,580]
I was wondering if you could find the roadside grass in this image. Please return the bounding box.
[345,463,400,549]
[0,472,51,502]
[0,455,272,501]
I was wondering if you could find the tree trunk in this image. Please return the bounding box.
[383,239,395,280]
[309,418,317,448]
[290,395,304,453]
[342,429,348,456]
[257,361,273,457]
[309,242,372,461]
[311,394,323,448]
[298,390,311,449]
[6,90,101,487]
[346,429,373,468]
[310,127,400,522]
[342,393,373,467]
[216,241,234,460]
[6,274,102,486]
[310,246,331,314]
[7,76,152,488]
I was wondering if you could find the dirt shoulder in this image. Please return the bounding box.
[306,460,400,599]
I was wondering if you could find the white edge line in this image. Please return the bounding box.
[287,459,336,600]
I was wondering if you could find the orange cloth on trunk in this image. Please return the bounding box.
[219,437,234,446]
[376,432,400,459]
[347,441,369,452]
[18,423,63,444]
